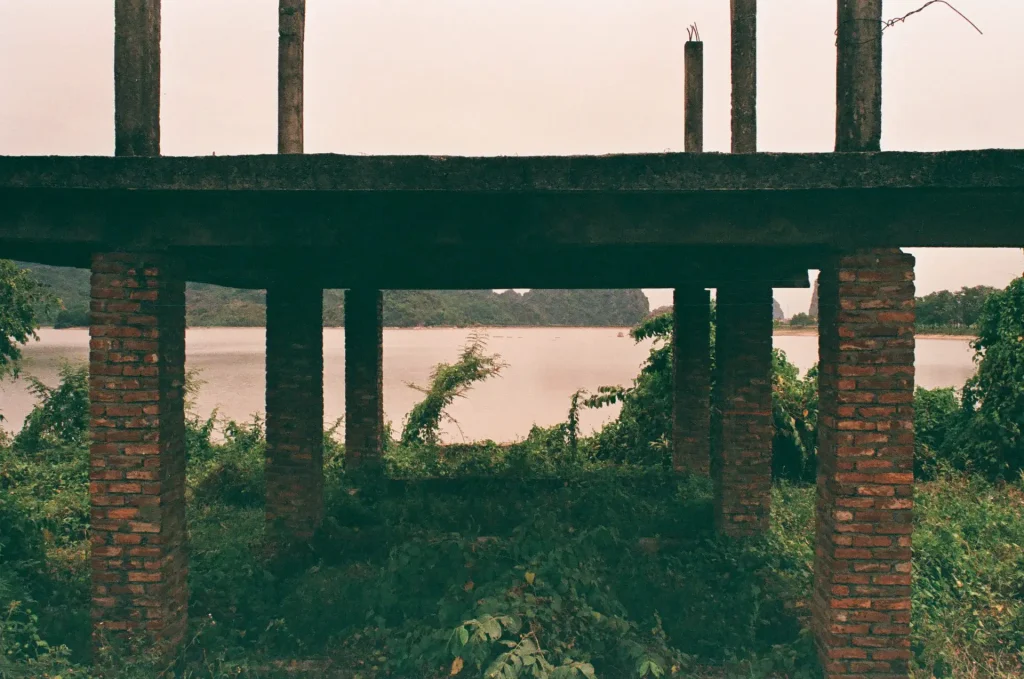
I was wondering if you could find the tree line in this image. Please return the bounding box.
[15,263,651,329]
[789,281,998,333]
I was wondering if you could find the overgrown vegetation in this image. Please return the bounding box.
[2,273,1024,677]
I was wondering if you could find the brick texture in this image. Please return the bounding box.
[345,288,384,468]
[713,284,773,535]
[672,287,711,474]
[89,252,187,653]
[813,248,915,678]
[265,279,324,542]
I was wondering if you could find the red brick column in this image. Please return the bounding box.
[672,287,711,474]
[345,289,384,469]
[265,279,324,542]
[813,249,915,678]
[89,252,187,652]
[712,284,774,535]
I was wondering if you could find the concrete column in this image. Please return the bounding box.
[684,39,703,154]
[345,289,384,469]
[89,252,187,651]
[672,287,711,473]
[265,279,324,542]
[812,249,915,677]
[730,0,757,153]
[712,283,773,535]
[278,0,305,154]
[835,0,882,153]
[114,0,160,156]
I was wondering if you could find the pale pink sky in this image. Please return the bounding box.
[1,0,1021,315]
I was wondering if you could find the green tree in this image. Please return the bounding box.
[0,260,54,379]
[787,312,816,327]
[953,278,1024,476]
[916,285,997,330]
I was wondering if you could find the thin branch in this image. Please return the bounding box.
[883,1,983,35]
[686,23,700,42]
[834,1,982,46]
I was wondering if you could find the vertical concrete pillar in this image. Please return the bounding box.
[835,0,882,153]
[712,283,773,535]
[345,289,384,469]
[683,39,703,154]
[812,249,915,677]
[672,288,711,473]
[730,0,757,153]
[114,0,160,157]
[265,279,324,541]
[89,252,187,650]
[278,0,305,155]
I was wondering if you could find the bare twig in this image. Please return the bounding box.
[834,0,982,46]
[883,0,982,35]
[686,22,700,42]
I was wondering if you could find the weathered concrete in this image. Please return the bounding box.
[812,249,915,678]
[89,252,187,651]
[0,241,817,291]
[278,0,304,154]
[672,287,711,474]
[3,159,1024,253]
[114,0,160,156]
[731,0,757,153]
[684,41,703,153]
[836,0,882,153]
[7,150,1024,192]
[345,289,384,469]
[713,283,774,536]
[265,279,324,542]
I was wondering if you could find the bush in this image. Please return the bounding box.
[948,278,1024,478]
[787,313,816,327]
[914,386,961,480]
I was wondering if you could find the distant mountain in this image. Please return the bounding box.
[808,279,819,318]
[16,263,650,328]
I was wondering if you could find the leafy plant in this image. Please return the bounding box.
[402,334,508,446]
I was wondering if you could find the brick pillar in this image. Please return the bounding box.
[672,287,711,473]
[712,283,773,535]
[89,252,187,651]
[345,289,384,469]
[265,279,324,542]
[812,249,915,678]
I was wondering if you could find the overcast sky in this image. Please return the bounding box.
[1,0,1021,315]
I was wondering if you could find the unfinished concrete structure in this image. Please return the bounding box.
[1,1,1021,676]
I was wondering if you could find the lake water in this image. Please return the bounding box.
[0,328,977,442]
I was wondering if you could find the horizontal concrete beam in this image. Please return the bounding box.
[1,243,813,290]
[1,151,1022,250]
[3,150,1024,192]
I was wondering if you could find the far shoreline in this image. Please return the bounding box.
[39,325,976,340]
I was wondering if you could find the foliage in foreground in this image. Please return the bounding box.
[4,418,1024,678]
[0,259,54,381]
[4,277,1024,677]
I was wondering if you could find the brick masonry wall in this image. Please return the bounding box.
[265,280,324,542]
[672,287,711,474]
[812,248,915,678]
[712,284,774,535]
[89,252,187,653]
[345,288,384,468]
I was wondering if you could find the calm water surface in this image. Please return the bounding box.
[0,328,977,442]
